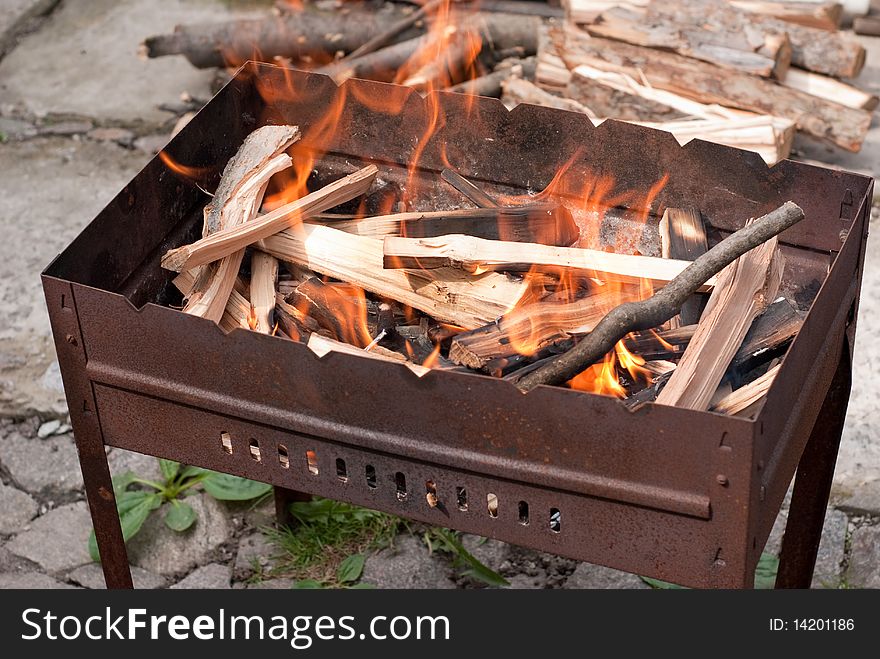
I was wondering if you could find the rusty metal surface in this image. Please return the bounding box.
[42,63,872,589]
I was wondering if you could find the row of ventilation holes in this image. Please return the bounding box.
[220,431,561,533]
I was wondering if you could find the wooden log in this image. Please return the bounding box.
[565,0,844,31]
[315,204,580,246]
[854,15,880,35]
[660,208,708,327]
[219,281,252,334]
[200,125,301,236]
[142,5,420,68]
[343,0,443,61]
[643,0,866,78]
[565,63,796,164]
[622,296,802,362]
[586,4,792,79]
[502,77,599,116]
[382,234,718,291]
[552,26,871,151]
[516,202,804,392]
[259,223,529,330]
[163,165,379,273]
[250,252,278,334]
[712,363,781,415]
[181,124,300,323]
[782,68,878,111]
[307,333,431,377]
[655,225,785,410]
[449,289,621,369]
[285,276,373,347]
[181,152,291,322]
[321,14,541,83]
[447,58,536,97]
[730,1,842,30]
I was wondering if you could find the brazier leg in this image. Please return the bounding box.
[77,438,133,589]
[775,342,851,589]
[273,486,311,528]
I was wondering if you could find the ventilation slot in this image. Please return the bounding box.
[365,465,377,489]
[456,487,468,511]
[336,458,348,483]
[487,493,499,518]
[306,450,319,475]
[248,439,261,462]
[278,445,289,469]
[550,508,561,533]
[220,431,233,455]
[425,480,438,508]
[518,501,530,526]
[395,472,408,501]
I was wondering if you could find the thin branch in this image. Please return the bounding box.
[516,201,805,392]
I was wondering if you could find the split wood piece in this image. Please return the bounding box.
[506,74,794,165]
[535,27,572,89]
[730,1,842,30]
[250,252,278,334]
[660,208,708,327]
[285,276,373,347]
[622,296,802,363]
[142,5,421,68]
[586,4,792,79]
[565,1,844,32]
[173,270,195,297]
[502,77,598,117]
[449,289,623,369]
[552,27,871,151]
[200,125,301,238]
[441,169,499,208]
[783,68,878,111]
[382,234,718,291]
[307,333,430,377]
[315,204,580,246]
[219,286,251,334]
[183,151,294,322]
[516,202,805,392]
[854,16,880,36]
[655,227,785,410]
[447,58,536,97]
[259,223,529,330]
[274,293,321,342]
[321,14,541,83]
[162,165,379,273]
[642,0,866,78]
[711,364,782,415]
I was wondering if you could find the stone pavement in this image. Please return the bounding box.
[0,0,878,589]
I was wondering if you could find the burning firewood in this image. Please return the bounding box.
[659,208,708,327]
[249,252,278,334]
[655,221,784,410]
[274,293,320,341]
[316,204,579,245]
[381,233,717,291]
[285,277,373,347]
[259,223,530,330]
[515,201,804,393]
[711,363,782,416]
[179,125,300,322]
[449,288,623,369]
[162,165,379,273]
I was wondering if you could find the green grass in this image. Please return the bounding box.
[265,498,400,586]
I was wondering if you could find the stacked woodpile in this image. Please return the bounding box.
[144,0,877,166]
